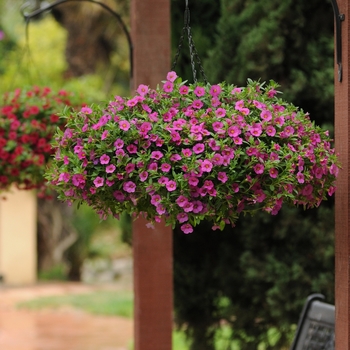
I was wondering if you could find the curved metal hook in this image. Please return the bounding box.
[21,0,133,79]
[330,0,344,82]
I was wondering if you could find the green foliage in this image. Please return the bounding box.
[204,0,334,126]
[174,203,334,349]
[169,1,337,349]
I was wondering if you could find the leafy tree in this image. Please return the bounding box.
[171,0,336,349]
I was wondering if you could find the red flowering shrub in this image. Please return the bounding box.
[0,86,81,197]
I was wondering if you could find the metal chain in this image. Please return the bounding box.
[171,0,208,84]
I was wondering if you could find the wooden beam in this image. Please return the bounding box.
[334,0,350,348]
[130,1,173,349]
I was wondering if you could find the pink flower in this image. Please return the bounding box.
[179,85,189,95]
[136,84,149,96]
[177,212,188,223]
[125,163,135,173]
[166,180,177,191]
[127,144,138,154]
[101,130,108,140]
[201,160,213,172]
[249,123,263,137]
[114,139,124,149]
[163,81,174,92]
[113,190,125,202]
[188,176,199,186]
[176,196,188,208]
[193,143,205,154]
[194,86,205,97]
[228,126,241,138]
[260,110,272,121]
[209,85,221,96]
[166,71,177,82]
[254,164,265,174]
[192,201,203,213]
[266,125,276,136]
[181,223,193,234]
[182,148,192,157]
[151,151,163,160]
[296,172,305,184]
[139,171,148,182]
[192,100,204,109]
[151,194,161,206]
[119,120,130,131]
[158,176,169,185]
[161,163,171,172]
[269,168,278,178]
[106,164,116,173]
[93,176,104,188]
[218,172,228,183]
[215,108,226,118]
[123,181,136,193]
[58,172,70,183]
[81,107,92,114]
[100,154,110,164]
[170,154,182,162]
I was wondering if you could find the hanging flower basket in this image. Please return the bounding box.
[0,86,82,197]
[46,72,340,233]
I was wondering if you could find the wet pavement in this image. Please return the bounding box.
[0,282,134,350]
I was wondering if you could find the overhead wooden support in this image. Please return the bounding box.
[130,1,173,349]
[334,0,350,348]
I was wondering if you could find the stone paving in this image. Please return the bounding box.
[0,279,134,350]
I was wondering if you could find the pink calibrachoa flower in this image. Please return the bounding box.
[137,84,149,96]
[81,107,93,114]
[139,171,148,182]
[192,100,204,109]
[177,212,188,223]
[296,172,305,184]
[93,176,104,188]
[151,151,163,160]
[201,159,213,172]
[166,71,177,82]
[163,81,174,92]
[176,195,188,208]
[114,138,124,148]
[194,86,205,97]
[161,163,171,172]
[266,125,276,137]
[113,190,125,202]
[209,85,222,96]
[181,223,193,234]
[166,180,177,191]
[123,181,136,193]
[100,154,110,164]
[193,143,205,154]
[106,164,116,173]
[179,85,189,95]
[269,168,278,178]
[119,120,130,131]
[215,108,226,118]
[218,172,228,183]
[182,148,192,157]
[254,163,265,174]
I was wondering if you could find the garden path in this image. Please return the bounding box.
[0,281,133,350]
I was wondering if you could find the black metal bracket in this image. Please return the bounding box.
[21,0,133,79]
[330,0,345,82]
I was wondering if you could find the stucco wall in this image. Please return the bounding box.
[0,188,37,285]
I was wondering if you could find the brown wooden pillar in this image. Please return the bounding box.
[335,0,350,348]
[130,1,173,350]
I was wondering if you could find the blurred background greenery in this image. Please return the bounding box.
[0,0,336,349]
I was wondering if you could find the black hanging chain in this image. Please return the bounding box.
[171,0,208,84]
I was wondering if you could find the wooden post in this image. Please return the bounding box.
[130,1,173,350]
[334,0,350,348]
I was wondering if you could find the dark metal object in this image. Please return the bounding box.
[21,0,133,79]
[330,0,345,82]
[172,0,208,84]
[290,294,335,350]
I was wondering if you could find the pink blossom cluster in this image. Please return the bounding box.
[47,72,340,233]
